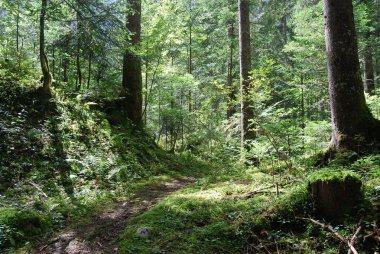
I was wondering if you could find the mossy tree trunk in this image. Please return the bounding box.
[122,0,142,127]
[40,0,52,94]
[323,0,380,151]
[239,0,255,145]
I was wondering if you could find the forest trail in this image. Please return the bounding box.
[34,178,194,254]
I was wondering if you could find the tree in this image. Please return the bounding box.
[122,0,143,127]
[40,0,52,94]
[227,0,237,118]
[323,0,380,151]
[238,0,255,144]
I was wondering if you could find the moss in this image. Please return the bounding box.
[0,208,51,248]
[273,185,312,220]
[307,169,361,186]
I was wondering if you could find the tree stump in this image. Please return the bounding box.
[308,171,362,221]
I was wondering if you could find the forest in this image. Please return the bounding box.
[0,0,379,253]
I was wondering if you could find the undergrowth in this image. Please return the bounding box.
[118,153,380,253]
[0,80,205,252]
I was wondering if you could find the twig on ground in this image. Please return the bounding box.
[297,217,359,254]
[348,216,364,254]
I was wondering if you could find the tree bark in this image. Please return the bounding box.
[40,0,52,94]
[239,0,255,144]
[122,0,142,127]
[323,0,380,151]
[227,0,237,118]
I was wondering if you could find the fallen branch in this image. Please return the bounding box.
[27,181,48,198]
[233,182,290,200]
[297,217,359,254]
[233,185,275,200]
[348,216,363,254]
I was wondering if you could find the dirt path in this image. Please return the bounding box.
[34,178,193,254]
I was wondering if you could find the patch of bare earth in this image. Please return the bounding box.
[33,178,193,254]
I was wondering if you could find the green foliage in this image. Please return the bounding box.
[0,208,50,248]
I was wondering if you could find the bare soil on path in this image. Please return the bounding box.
[33,178,193,254]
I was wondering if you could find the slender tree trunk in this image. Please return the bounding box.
[239,0,255,145]
[227,0,237,118]
[16,2,19,53]
[364,46,375,95]
[122,0,142,127]
[301,80,305,153]
[188,4,193,113]
[63,58,68,82]
[87,51,92,89]
[323,0,380,151]
[144,61,148,125]
[52,46,55,78]
[40,0,52,94]
[16,1,20,71]
[76,9,82,91]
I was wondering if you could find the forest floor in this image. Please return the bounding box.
[1,82,379,253]
[32,177,194,254]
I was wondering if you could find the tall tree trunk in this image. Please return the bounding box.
[16,2,19,53]
[122,0,142,127]
[323,0,380,151]
[188,1,193,112]
[40,0,52,94]
[76,7,82,91]
[227,0,237,118]
[16,1,20,71]
[239,0,255,145]
[364,46,375,95]
[144,61,148,125]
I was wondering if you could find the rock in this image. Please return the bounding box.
[64,239,91,254]
[137,227,150,238]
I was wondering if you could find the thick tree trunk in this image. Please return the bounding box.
[40,0,52,94]
[364,47,375,95]
[323,0,380,151]
[239,0,255,144]
[227,0,237,118]
[122,0,142,127]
